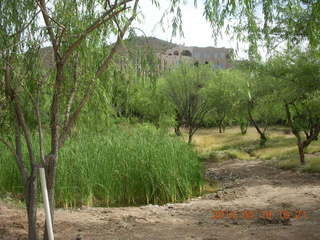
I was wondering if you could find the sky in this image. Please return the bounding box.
[132,0,250,59]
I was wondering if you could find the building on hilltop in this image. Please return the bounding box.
[37,37,233,72]
[158,45,233,71]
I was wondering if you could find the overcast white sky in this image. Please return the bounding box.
[132,0,250,59]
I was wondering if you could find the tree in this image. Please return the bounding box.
[202,0,320,57]
[161,65,212,144]
[233,61,285,146]
[0,2,42,239]
[204,69,244,133]
[0,0,140,239]
[129,83,175,128]
[264,49,320,165]
[246,72,269,147]
[267,0,320,49]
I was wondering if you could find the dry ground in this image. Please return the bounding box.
[1,127,320,240]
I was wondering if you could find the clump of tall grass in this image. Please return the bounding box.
[0,124,203,207]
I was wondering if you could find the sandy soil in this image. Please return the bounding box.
[1,159,320,240]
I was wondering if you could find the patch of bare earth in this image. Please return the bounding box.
[1,159,320,240]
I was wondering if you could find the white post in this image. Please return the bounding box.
[39,167,54,240]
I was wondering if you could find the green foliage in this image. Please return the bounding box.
[130,85,175,128]
[204,69,247,130]
[278,158,300,170]
[239,62,285,126]
[203,0,320,56]
[302,157,320,173]
[265,49,320,132]
[278,157,320,173]
[78,45,172,130]
[161,64,213,142]
[0,125,203,207]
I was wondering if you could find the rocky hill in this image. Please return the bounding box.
[122,36,178,54]
[38,36,176,68]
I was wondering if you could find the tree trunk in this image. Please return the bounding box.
[218,117,225,133]
[248,103,267,146]
[188,134,192,144]
[174,112,182,136]
[188,127,193,144]
[174,124,182,136]
[259,133,267,147]
[5,55,39,240]
[298,143,305,165]
[284,103,308,166]
[25,175,38,240]
[240,119,248,135]
[218,121,225,133]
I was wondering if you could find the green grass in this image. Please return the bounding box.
[0,124,203,208]
[191,126,320,173]
[302,157,320,173]
[277,157,320,173]
[278,158,301,170]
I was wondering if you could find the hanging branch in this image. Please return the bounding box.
[96,0,140,76]
[58,0,140,149]
[61,0,132,65]
[4,57,36,171]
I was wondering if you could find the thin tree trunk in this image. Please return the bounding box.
[285,103,307,165]
[240,119,248,135]
[25,175,38,240]
[174,123,182,136]
[259,134,267,147]
[298,143,306,165]
[188,127,193,144]
[248,103,267,146]
[4,54,39,239]
[218,115,225,133]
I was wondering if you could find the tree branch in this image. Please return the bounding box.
[64,55,78,126]
[37,0,59,58]
[15,125,28,182]
[4,57,36,172]
[61,0,131,65]
[57,0,140,148]
[96,0,140,77]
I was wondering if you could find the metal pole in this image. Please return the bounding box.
[39,167,54,240]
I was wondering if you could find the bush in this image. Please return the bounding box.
[0,125,203,207]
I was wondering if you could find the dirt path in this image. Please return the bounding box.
[1,159,320,240]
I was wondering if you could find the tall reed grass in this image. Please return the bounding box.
[0,124,203,207]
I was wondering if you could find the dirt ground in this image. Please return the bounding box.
[1,159,320,240]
